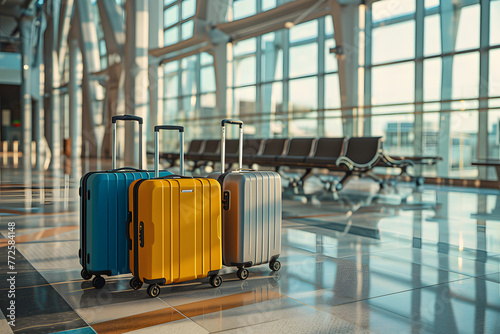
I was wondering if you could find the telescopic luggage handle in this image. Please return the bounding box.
[154,125,184,177]
[112,114,143,170]
[221,119,243,173]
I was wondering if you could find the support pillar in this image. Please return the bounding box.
[330,0,359,137]
[478,0,490,179]
[75,0,105,161]
[438,0,461,177]
[363,5,372,136]
[69,38,80,164]
[414,0,425,174]
[20,14,33,207]
[124,0,149,168]
[148,0,164,147]
[43,1,62,171]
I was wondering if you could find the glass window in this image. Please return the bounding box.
[164,98,178,122]
[234,38,256,56]
[165,74,179,98]
[372,0,415,22]
[424,14,441,56]
[261,42,283,81]
[234,56,256,86]
[488,50,500,163]
[424,58,441,102]
[234,86,256,116]
[325,74,341,109]
[325,17,334,36]
[182,0,196,19]
[372,62,415,105]
[164,0,176,6]
[452,52,479,99]
[290,20,318,44]
[455,4,480,52]
[262,0,276,12]
[164,4,179,27]
[490,49,500,97]
[371,115,415,156]
[233,0,257,20]
[372,21,415,64]
[289,77,318,113]
[449,110,478,178]
[200,67,215,93]
[260,82,283,137]
[290,44,318,78]
[324,74,342,137]
[490,0,500,46]
[164,26,179,46]
[200,53,213,66]
[181,20,194,40]
[261,82,283,114]
[425,0,439,8]
[325,39,337,72]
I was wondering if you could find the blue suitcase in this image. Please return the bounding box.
[79,115,171,289]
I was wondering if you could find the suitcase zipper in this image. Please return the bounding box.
[80,171,97,272]
[132,179,147,280]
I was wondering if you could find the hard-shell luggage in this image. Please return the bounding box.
[209,119,282,280]
[128,125,223,298]
[79,115,171,289]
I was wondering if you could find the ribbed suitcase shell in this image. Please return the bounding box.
[79,170,171,277]
[210,170,282,267]
[129,177,222,285]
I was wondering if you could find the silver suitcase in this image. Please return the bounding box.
[209,119,282,280]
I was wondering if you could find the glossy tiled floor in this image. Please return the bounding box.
[0,159,499,333]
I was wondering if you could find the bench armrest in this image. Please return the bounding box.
[336,154,381,171]
[380,153,414,168]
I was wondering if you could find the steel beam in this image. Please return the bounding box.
[124,0,149,168]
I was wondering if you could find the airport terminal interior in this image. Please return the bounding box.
[1,0,500,333]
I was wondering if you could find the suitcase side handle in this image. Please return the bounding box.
[112,114,144,170]
[154,125,185,178]
[221,119,244,173]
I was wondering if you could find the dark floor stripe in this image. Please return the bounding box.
[0,235,89,334]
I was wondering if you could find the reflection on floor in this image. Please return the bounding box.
[0,160,499,334]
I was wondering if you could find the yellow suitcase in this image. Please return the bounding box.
[128,125,223,297]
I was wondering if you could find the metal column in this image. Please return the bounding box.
[148,0,164,144]
[478,0,490,179]
[43,1,62,171]
[69,38,80,165]
[124,0,149,168]
[330,0,359,137]
[438,0,461,177]
[20,13,33,207]
[414,0,425,175]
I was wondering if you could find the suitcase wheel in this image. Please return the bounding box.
[81,269,92,280]
[129,277,143,290]
[237,268,249,280]
[209,275,223,288]
[92,276,106,289]
[269,260,281,272]
[147,284,161,298]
